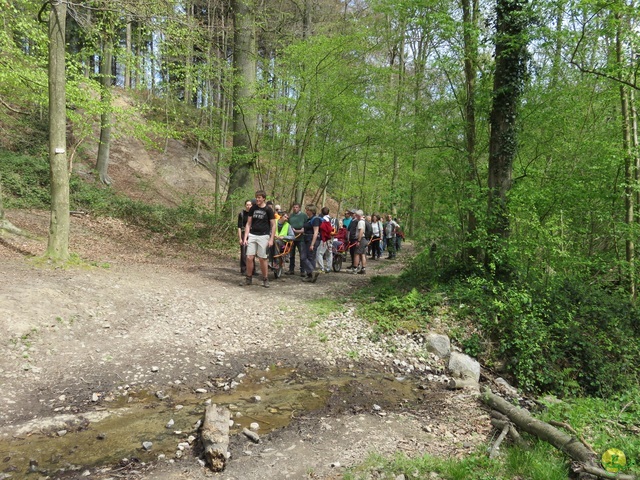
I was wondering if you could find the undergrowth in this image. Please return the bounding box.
[356,245,640,399]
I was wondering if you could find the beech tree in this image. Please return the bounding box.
[45,0,70,262]
[227,0,258,202]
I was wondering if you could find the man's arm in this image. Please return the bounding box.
[268,218,276,246]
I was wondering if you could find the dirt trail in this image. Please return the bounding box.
[0,210,490,479]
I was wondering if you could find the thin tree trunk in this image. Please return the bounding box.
[617,13,635,299]
[46,0,70,262]
[462,0,480,261]
[390,21,405,217]
[96,35,113,185]
[124,17,132,89]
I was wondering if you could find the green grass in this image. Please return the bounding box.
[344,444,569,480]
[308,297,344,317]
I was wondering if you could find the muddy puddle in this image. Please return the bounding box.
[0,367,427,478]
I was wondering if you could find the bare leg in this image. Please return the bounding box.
[259,257,268,278]
[246,255,255,277]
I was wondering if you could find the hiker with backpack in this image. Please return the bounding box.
[316,207,334,274]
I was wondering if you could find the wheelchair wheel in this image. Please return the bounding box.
[333,254,342,272]
[273,261,283,279]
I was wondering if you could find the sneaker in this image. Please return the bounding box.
[357,269,366,275]
[352,266,360,274]
[243,276,252,286]
[346,266,355,272]
[262,277,270,288]
[285,271,295,275]
[301,275,312,282]
[311,271,320,283]
[300,272,306,277]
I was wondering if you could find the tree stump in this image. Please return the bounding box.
[201,403,230,471]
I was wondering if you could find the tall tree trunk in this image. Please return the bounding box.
[462,0,480,261]
[124,17,132,89]
[46,0,70,262]
[617,13,635,299]
[184,1,194,105]
[632,90,639,220]
[390,20,405,217]
[227,0,257,203]
[486,0,528,271]
[96,35,113,185]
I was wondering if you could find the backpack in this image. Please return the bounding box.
[364,220,373,240]
[319,219,333,242]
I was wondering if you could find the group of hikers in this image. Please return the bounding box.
[237,190,404,288]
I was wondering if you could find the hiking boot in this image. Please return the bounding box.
[243,276,252,286]
[262,277,270,288]
[310,271,320,283]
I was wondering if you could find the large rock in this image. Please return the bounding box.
[425,333,451,359]
[447,352,480,382]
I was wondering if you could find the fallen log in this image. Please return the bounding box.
[201,403,230,471]
[482,388,637,480]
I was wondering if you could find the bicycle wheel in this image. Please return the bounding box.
[333,254,343,272]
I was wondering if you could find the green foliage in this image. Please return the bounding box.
[434,260,640,397]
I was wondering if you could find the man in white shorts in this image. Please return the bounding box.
[242,190,276,288]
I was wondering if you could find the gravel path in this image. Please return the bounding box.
[0,210,490,479]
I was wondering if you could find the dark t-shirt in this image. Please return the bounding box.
[237,210,250,231]
[303,215,322,240]
[248,204,275,236]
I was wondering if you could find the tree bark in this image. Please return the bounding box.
[462,0,480,261]
[46,0,70,263]
[227,0,258,203]
[96,33,114,185]
[482,389,596,463]
[616,12,635,299]
[486,0,528,270]
[201,403,230,471]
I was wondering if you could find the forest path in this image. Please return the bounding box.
[0,210,489,479]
